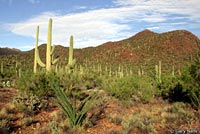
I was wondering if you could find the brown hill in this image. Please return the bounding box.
[0,47,21,55]
[1,29,199,75]
[74,29,200,74]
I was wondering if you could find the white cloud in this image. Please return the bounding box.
[113,0,200,21]
[5,0,200,49]
[6,8,134,48]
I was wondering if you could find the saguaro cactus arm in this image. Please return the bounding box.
[51,45,55,55]
[52,58,60,65]
[36,50,46,67]
[51,44,59,65]
[34,26,46,73]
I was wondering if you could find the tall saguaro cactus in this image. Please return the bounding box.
[34,26,40,73]
[66,35,76,72]
[34,18,59,73]
[155,61,162,83]
[46,18,52,72]
[68,35,74,66]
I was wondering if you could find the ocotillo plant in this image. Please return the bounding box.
[34,18,59,73]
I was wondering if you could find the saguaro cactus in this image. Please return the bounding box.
[46,18,52,72]
[68,35,74,66]
[34,26,40,73]
[155,61,162,83]
[34,18,59,73]
[159,61,162,83]
[66,35,76,72]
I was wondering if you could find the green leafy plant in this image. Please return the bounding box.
[102,75,154,103]
[52,83,94,127]
[160,57,200,109]
[17,71,57,97]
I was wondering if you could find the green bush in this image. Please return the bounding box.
[161,58,200,109]
[190,57,200,84]
[101,75,154,103]
[17,71,59,97]
[17,69,102,100]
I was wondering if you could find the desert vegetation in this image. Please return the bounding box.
[0,18,199,134]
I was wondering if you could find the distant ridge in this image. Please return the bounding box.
[0,47,21,55]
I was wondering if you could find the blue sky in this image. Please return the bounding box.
[0,0,199,51]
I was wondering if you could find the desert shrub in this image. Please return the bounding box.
[166,102,194,124]
[160,74,193,104]
[49,121,59,134]
[17,71,58,97]
[121,111,157,134]
[190,57,200,84]
[159,74,189,102]
[101,75,154,103]
[0,119,10,134]
[181,60,200,109]
[0,70,15,80]
[13,93,48,115]
[56,70,102,99]
[80,72,102,90]
[56,71,81,95]
[161,58,200,109]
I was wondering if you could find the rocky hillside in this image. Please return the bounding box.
[0,29,199,74]
[0,47,21,55]
[73,29,200,74]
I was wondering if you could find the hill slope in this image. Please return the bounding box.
[0,29,199,75]
[73,29,200,74]
[0,47,21,55]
